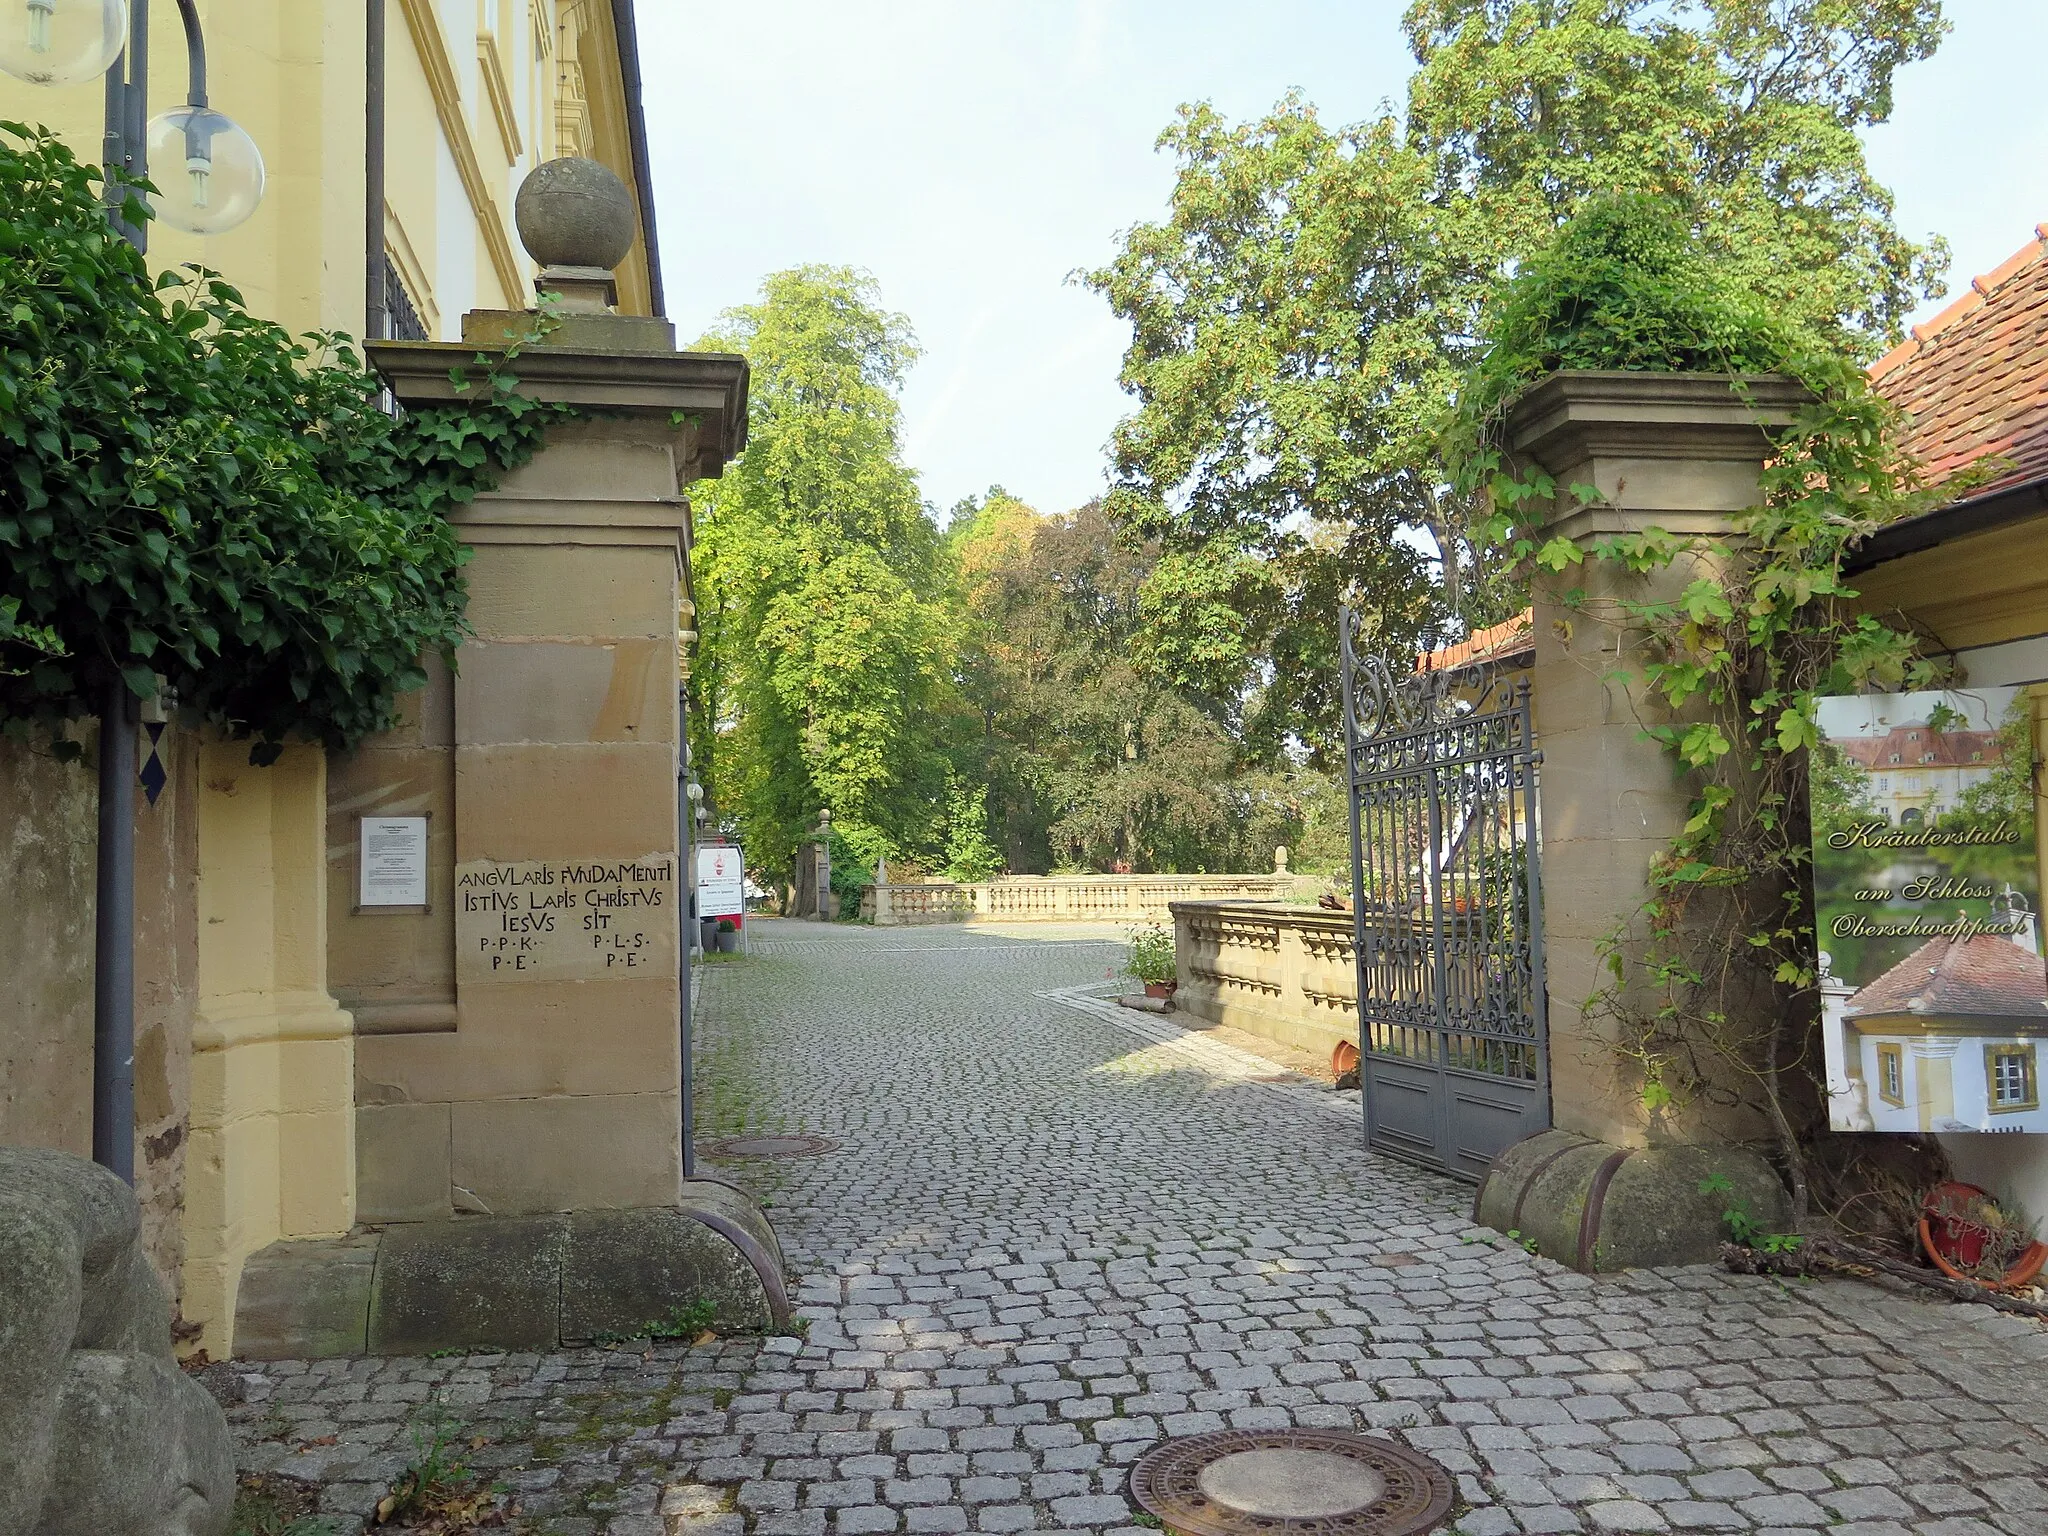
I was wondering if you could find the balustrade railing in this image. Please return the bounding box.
[859,874,1304,926]
[1169,900,1359,1065]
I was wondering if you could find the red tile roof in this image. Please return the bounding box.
[1836,724,2001,771]
[1845,934,2048,1022]
[1870,224,2048,497]
[1416,613,1533,675]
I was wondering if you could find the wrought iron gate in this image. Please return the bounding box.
[1340,610,1549,1179]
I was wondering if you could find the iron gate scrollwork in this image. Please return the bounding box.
[1340,609,1549,1180]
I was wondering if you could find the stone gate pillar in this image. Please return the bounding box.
[1471,371,1809,1272]
[330,203,746,1223]
[1504,371,1809,1149]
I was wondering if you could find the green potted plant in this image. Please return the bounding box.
[714,916,739,954]
[1126,922,1178,1000]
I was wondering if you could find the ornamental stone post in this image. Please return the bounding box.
[230,161,790,1359]
[1505,371,1808,1150]
[1471,371,1807,1271]
[333,162,746,1222]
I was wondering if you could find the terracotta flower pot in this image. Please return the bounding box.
[1144,981,1177,1000]
[1331,1040,1361,1077]
[1918,1181,2048,1291]
[1923,1181,1993,1267]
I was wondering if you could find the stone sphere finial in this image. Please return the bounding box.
[514,157,637,272]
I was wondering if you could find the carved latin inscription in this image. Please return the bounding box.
[456,855,677,980]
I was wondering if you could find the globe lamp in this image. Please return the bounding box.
[146,103,263,234]
[0,0,126,87]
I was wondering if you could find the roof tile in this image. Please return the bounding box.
[1844,933,2048,1021]
[1875,227,2048,497]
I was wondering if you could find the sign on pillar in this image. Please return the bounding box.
[456,856,678,978]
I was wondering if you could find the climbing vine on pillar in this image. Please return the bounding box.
[1447,195,1976,1228]
[0,124,580,761]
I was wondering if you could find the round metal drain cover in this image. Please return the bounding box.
[700,1134,838,1159]
[1131,1429,1454,1536]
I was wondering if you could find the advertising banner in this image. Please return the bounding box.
[1812,687,2047,1132]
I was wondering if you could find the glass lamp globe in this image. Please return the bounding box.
[145,105,264,235]
[0,0,127,87]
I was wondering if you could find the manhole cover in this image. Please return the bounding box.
[1131,1429,1454,1536]
[700,1134,838,1159]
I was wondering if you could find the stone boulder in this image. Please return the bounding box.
[0,1147,234,1536]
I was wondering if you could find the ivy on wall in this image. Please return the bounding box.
[0,124,575,762]
[1449,195,1974,1229]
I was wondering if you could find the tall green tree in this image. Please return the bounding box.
[1086,0,1949,757]
[949,493,1319,874]
[688,267,957,885]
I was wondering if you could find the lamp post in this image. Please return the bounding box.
[682,777,704,1181]
[3,0,263,1185]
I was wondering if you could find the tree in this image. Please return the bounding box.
[948,492,1320,874]
[1086,0,1949,757]
[688,267,959,887]
[940,781,1003,882]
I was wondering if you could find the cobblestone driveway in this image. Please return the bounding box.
[230,920,2048,1536]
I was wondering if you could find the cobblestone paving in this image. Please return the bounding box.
[228,919,2048,1536]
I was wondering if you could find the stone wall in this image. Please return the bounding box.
[1168,901,1358,1065]
[0,738,100,1162]
[862,875,1307,926]
[0,727,199,1317]
[0,722,352,1356]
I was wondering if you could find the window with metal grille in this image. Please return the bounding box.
[385,264,429,342]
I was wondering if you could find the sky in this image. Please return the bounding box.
[637,1,2048,524]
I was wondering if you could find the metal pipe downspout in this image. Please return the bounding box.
[92,677,137,1184]
[608,0,664,316]
[679,705,695,1183]
[90,0,151,1185]
[121,0,148,249]
[365,0,388,341]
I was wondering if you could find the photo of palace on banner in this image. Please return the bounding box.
[1813,687,2048,1133]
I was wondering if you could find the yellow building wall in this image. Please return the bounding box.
[184,743,355,1359]
[0,0,655,341]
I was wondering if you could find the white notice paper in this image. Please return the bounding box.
[359,816,429,907]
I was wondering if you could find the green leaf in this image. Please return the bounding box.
[1774,706,1820,755]
[1678,578,1734,626]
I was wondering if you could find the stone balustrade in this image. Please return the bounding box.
[862,882,980,924]
[860,874,1305,926]
[1169,900,1359,1065]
